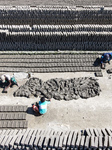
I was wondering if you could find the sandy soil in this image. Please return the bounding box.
[0,62,112,131]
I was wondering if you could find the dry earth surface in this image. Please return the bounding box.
[0,62,112,131]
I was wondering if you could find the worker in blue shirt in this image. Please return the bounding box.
[32,97,51,115]
[100,52,112,68]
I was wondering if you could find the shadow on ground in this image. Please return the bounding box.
[93,58,101,67]
[27,107,42,117]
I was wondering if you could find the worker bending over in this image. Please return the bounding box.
[1,74,18,93]
[100,52,112,69]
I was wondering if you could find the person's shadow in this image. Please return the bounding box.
[93,57,101,67]
[27,106,42,117]
[0,80,4,88]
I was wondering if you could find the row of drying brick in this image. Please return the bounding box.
[0,128,112,149]
[0,105,27,112]
[0,54,98,59]
[0,43,111,51]
[0,121,28,129]
[0,106,28,129]
[0,7,112,25]
[0,113,26,120]
[0,67,101,73]
[0,62,95,67]
[2,24,112,32]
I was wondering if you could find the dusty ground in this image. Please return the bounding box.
[0,62,112,131]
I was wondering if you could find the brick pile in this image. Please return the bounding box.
[0,128,111,149]
[0,53,102,74]
[0,6,111,50]
[0,105,28,128]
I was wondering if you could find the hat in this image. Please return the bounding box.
[1,75,5,82]
[105,54,110,60]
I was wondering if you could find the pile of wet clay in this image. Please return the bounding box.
[13,77,101,100]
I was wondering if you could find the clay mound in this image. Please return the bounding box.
[13,77,101,100]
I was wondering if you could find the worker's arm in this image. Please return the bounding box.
[4,80,12,91]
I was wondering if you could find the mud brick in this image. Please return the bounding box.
[62,131,70,148]
[105,128,112,136]
[93,128,99,136]
[94,128,101,136]
[80,135,85,149]
[0,135,5,146]
[84,136,90,149]
[1,130,7,136]
[58,134,64,149]
[24,129,34,146]
[22,113,26,120]
[75,135,81,148]
[43,136,50,148]
[7,121,13,128]
[18,145,23,149]
[5,113,9,120]
[29,129,38,148]
[103,136,108,148]
[15,134,24,146]
[49,134,55,148]
[54,134,60,149]
[4,136,13,148]
[34,135,41,147]
[8,130,15,136]
[23,121,28,128]
[13,145,18,149]
[2,113,6,120]
[0,135,8,148]
[90,136,95,148]
[15,121,20,128]
[38,134,45,148]
[0,113,3,119]
[14,129,24,145]
[71,132,77,148]
[23,106,28,112]
[95,72,103,77]
[21,129,30,146]
[85,128,91,136]
[109,136,112,148]
[66,131,74,148]
[94,136,98,149]
[89,128,95,136]
[13,106,18,111]
[99,136,103,149]
[19,121,24,128]
[1,121,7,128]
[101,128,108,136]
[11,121,16,128]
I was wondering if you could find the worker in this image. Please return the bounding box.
[32,97,51,115]
[100,52,112,69]
[0,74,18,93]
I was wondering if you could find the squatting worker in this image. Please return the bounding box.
[32,97,51,115]
[1,74,18,93]
[100,52,112,68]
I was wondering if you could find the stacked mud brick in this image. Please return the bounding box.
[0,53,102,74]
[0,6,111,50]
[0,128,112,149]
[0,105,28,128]
[0,6,107,75]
